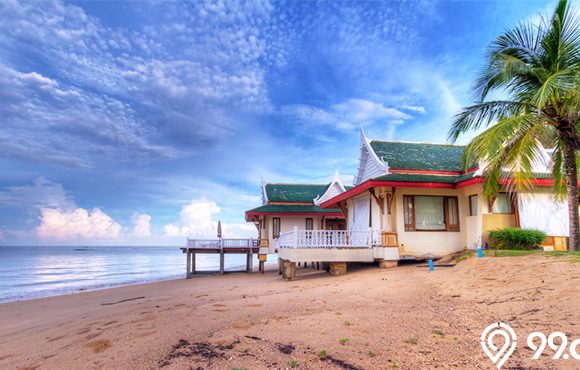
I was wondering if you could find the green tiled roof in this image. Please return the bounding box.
[454,172,477,182]
[370,141,466,172]
[375,171,554,185]
[246,204,342,214]
[265,183,329,203]
[374,173,460,183]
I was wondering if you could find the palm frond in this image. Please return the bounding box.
[532,66,580,112]
[448,100,530,142]
[550,144,567,199]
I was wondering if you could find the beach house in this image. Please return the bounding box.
[247,129,576,278]
[245,172,348,255]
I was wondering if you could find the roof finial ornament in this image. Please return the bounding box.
[260,176,268,205]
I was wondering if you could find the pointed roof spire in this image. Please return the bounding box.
[333,168,341,183]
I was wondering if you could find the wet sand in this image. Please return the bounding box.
[0,254,579,369]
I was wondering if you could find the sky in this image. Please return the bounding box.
[0,0,556,245]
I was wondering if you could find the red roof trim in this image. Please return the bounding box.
[498,178,580,187]
[455,177,485,188]
[388,168,461,176]
[320,175,576,208]
[319,179,455,208]
[267,201,313,205]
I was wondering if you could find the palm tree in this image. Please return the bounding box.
[449,0,580,250]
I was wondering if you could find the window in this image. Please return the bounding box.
[273,217,281,239]
[492,193,513,214]
[305,218,313,230]
[403,195,460,232]
[469,195,478,216]
[403,195,414,230]
[447,197,460,231]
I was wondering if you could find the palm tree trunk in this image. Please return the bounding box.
[561,140,579,251]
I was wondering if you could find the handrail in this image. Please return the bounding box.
[186,238,258,248]
[276,227,379,249]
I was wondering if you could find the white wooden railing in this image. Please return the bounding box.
[187,238,258,248]
[276,227,380,249]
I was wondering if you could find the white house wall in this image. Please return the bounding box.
[461,184,484,249]
[263,215,326,250]
[518,191,573,237]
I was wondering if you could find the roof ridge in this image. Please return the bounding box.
[370,139,465,147]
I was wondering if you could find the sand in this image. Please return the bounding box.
[0,254,579,370]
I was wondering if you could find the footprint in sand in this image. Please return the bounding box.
[76,327,91,335]
[85,332,102,340]
[103,321,118,326]
[131,314,156,324]
[245,304,263,308]
[137,331,155,338]
[232,322,253,329]
[86,339,112,353]
[19,365,40,370]
[46,335,66,343]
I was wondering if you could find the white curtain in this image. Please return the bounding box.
[351,196,370,245]
[518,193,569,236]
[351,196,370,231]
[492,194,512,213]
[415,196,445,230]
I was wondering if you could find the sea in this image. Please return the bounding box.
[0,246,272,303]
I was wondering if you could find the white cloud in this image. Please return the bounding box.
[402,105,426,113]
[164,199,256,239]
[131,213,152,238]
[0,177,75,210]
[36,207,122,240]
[282,98,413,131]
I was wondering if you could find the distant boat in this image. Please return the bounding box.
[73,247,96,251]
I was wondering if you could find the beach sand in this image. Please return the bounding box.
[0,254,579,369]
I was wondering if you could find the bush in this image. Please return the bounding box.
[488,228,546,250]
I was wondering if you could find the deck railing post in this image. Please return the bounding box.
[368,227,372,248]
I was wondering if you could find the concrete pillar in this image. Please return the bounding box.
[192,252,196,275]
[220,250,225,274]
[378,260,398,269]
[248,244,254,273]
[329,262,347,276]
[186,250,191,279]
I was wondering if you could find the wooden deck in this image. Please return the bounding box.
[180,238,261,278]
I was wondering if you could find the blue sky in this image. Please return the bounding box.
[0,0,555,245]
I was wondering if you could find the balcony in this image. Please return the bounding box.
[276,227,397,263]
[276,228,380,249]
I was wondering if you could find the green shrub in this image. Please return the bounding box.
[488,228,546,250]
